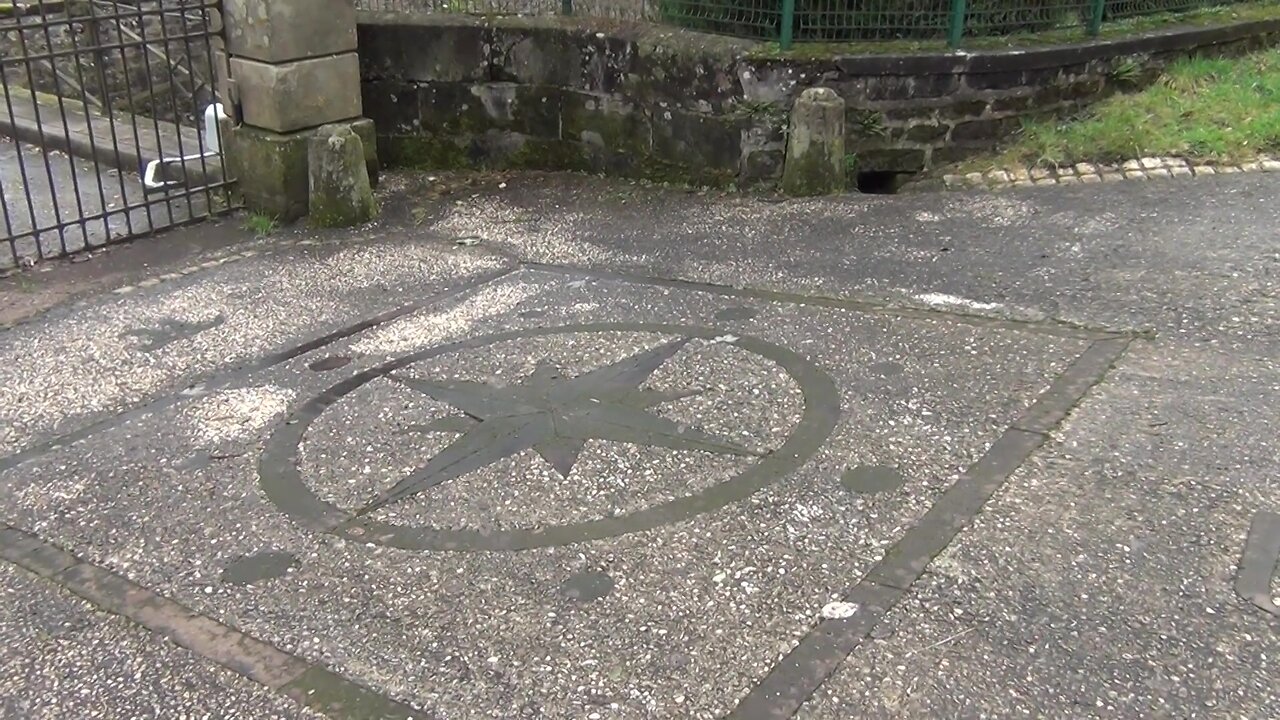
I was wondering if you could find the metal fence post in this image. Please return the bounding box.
[1087,0,1105,36]
[947,0,967,49]
[780,0,795,51]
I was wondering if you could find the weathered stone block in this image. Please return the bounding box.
[226,125,311,221]
[349,117,381,187]
[965,71,1024,91]
[361,80,421,135]
[628,46,742,113]
[416,83,481,133]
[513,85,565,138]
[742,149,785,184]
[414,82,561,139]
[226,118,379,221]
[579,39,634,96]
[1021,68,1063,86]
[949,118,1020,142]
[902,123,948,144]
[651,108,744,186]
[502,135,596,173]
[233,54,362,133]
[988,94,1037,114]
[499,26,635,96]
[357,23,489,83]
[380,134,471,170]
[938,99,990,121]
[561,90,650,156]
[1062,77,1107,100]
[478,84,562,137]
[856,147,927,173]
[864,76,916,102]
[495,28,581,86]
[308,124,377,228]
[781,87,845,197]
[225,0,356,64]
[879,106,933,124]
[911,74,964,99]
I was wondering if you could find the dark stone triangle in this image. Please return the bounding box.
[534,437,588,478]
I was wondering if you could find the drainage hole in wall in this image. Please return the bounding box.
[856,171,913,195]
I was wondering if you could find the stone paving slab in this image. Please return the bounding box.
[0,267,1114,718]
[798,341,1280,719]
[0,234,510,458]
[0,562,325,719]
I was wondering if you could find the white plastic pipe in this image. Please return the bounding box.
[143,102,227,191]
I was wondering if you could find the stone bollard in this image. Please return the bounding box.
[781,88,846,197]
[307,124,377,228]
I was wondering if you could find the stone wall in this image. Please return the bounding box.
[359,17,778,186]
[357,14,1280,186]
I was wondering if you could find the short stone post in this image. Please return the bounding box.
[309,125,377,227]
[222,0,378,222]
[781,88,846,197]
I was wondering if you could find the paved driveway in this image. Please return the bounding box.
[0,171,1276,719]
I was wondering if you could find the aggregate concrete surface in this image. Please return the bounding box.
[0,563,326,720]
[0,170,1276,719]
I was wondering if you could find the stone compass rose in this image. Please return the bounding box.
[259,322,840,551]
[361,337,758,519]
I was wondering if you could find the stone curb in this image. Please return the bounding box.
[942,156,1280,191]
[108,248,264,295]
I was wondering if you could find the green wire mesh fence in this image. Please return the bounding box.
[356,0,1259,48]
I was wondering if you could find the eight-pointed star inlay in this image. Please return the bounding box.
[355,337,762,518]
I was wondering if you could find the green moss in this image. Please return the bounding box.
[633,155,736,187]
[382,135,471,170]
[506,138,595,172]
[310,197,379,229]
[560,94,650,156]
[781,142,846,196]
[227,125,310,221]
[311,203,379,228]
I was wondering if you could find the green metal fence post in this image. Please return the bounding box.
[947,0,967,49]
[780,0,795,51]
[1087,0,1105,36]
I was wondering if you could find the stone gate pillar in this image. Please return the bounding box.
[222,0,377,221]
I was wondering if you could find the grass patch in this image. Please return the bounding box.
[982,48,1280,168]
[243,212,279,237]
[750,0,1280,58]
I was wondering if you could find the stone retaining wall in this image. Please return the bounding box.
[357,14,1280,186]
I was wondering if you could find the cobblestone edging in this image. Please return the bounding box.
[943,156,1280,190]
